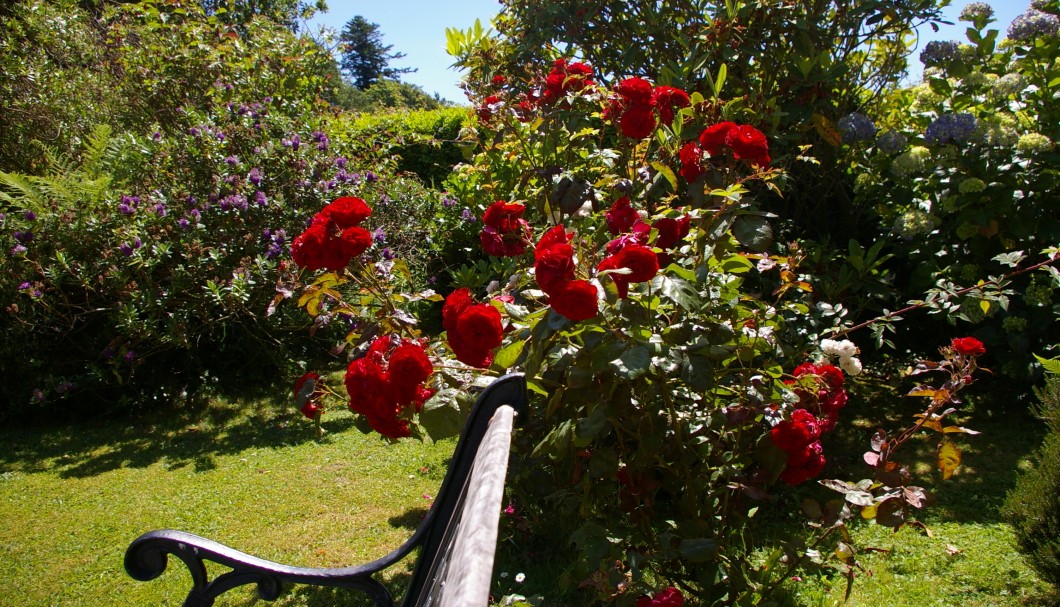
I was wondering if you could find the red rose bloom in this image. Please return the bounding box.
[951,337,986,357]
[345,357,392,419]
[606,197,639,235]
[388,342,434,404]
[598,244,659,297]
[339,226,373,258]
[786,440,824,467]
[636,587,684,607]
[606,220,651,256]
[344,336,434,439]
[549,279,599,322]
[292,222,348,271]
[652,85,690,125]
[300,400,322,420]
[816,364,845,390]
[365,413,411,439]
[699,121,737,156]
[620,105,657,139]
[535,224,573,254]
[653,216,691,250]
[725,124,771,165]
[678,141,703,182]
[443,289,504,368]
[616,77,654,106]
[535,243,576,293]
[770,409,821,451]
[480,200,531,257]
[322,196,372,227]
[779,450,826,485]
[482,200,526,232]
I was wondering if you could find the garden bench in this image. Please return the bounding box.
[125,373,528,607]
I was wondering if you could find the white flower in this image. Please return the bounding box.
[840,356,863,376]
[515,573,526,583]
[821,338,858,359]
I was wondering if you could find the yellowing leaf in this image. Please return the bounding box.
[980,299,991,314]
[937,440,961,480]
[812,114,842,147]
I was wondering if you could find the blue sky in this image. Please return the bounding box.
[308,1,1030,104]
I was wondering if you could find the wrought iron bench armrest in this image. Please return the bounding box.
[124,373,528,607]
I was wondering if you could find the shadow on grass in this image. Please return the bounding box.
[821,378,1047,525]
[0,393,361,479]
[388,507,430,531]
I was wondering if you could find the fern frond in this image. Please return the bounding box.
[0,171,47,212]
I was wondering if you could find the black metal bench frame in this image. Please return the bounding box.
[125,373,528,607]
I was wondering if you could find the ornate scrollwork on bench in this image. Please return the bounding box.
[125,373,528,607]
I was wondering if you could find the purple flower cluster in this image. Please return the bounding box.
[837,112,877,143]
[919,40,960,68]
[924,113,977,145]
[262,228,287,259]
[119,238,142,257]
[312,131,330,151]
[1008,9,1060,41]
[248,167,264,187]
[282,133,301,150]
[442,193,458,207]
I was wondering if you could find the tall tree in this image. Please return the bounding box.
[338,15,414,90]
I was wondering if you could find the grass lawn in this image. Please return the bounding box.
[0,377,1054,606]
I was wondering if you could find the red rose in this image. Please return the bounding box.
[816,364,845,390]
[678,141,703,182]
[951,337,986,357]
[793,362,818,377]
[388,341,434,404]
[652,86,690,125]
[616,77,654,106]
[365,413,411,439]
[770,409,821,451]
[653,216,691,250]
[636,587,684,607]
[606,221,650,256]
[699,121,737,156]
[779,450,826,485]
[549,279,599,322]
[482,200,526,232]
[292,222,348,271]
[345,357,392,419]
[598,244,659,298]
[620,105,657,139]
[444,289,504,368]
[339,226,373,259]
[294,371,319,402]
[725,124,771,165]
[300,400,322,420]
[535,224,573,254]
[480,225,529,257]
[605,197,639,234]
[321,196,372,228]
[786,440,824,467]
[535,243,576,293]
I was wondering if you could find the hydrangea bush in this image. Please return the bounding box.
[836,1,1060,377]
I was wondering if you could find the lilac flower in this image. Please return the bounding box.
[248,167,263,186]
[122,195,140,207]
[189,209,201,221]
[10,245,27,255]
[382,247,395,260]
[837,112,877,143]
[224,174,240,185]
[18,282,30,290]
[224,155,240,166]
[334,156,348,169]
[216,132,226,142]
[253,191,268,206]
[119,202,134,215]
[177,218,190,229]
[185,195,197,207]
[365,171,378,183]
[442,193,458,207]
[120,242,135,256]
[24,210,36,221]
[153,203,166,216]
[335,169,351,183]
[373,227,386,244]
[188,127,201,136]
[461,208,477,222]
[152,131,162,142]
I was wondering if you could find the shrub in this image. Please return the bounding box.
[1003,375,1060,588]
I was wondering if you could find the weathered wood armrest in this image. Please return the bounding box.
[125,373,528,607]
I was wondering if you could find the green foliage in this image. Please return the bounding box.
[333,78,447,113]
[1003,376,1060,588]
[338,107,473,186]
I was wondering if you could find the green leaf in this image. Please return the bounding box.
[732,214,773,251]
[1034,354,1060,374]
[611,345,651,379]
[573,406,608,447]
[418,389,468,440]
[650,161,678,191]
[679,538,719,562]
[492,340,525,370]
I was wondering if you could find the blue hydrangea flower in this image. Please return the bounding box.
[876,131,908,154]
[1008,9,1060,41]
[920,40,960,67]
[924,113,978,145]
[837,112,877,143]
[959,2,994,23]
